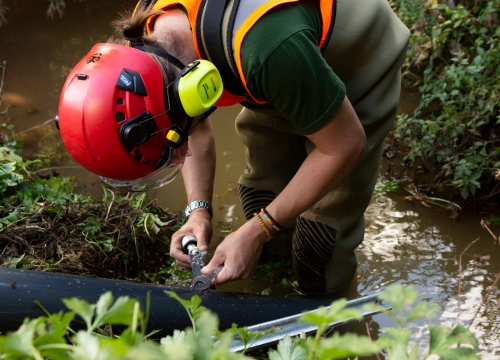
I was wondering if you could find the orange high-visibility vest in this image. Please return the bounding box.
[134,0,336,106]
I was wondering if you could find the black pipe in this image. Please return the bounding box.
[0,268,332,337]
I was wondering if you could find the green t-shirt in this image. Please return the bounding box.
[240,1,346,135]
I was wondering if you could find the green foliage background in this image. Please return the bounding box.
[390,0,500,202]
[0,285,482,359]
[1,0,499,206]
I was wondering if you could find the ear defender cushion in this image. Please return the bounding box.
[177,60,223,117]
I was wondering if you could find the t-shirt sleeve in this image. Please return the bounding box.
[245,29,346,135]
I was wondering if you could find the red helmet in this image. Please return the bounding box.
[58,43,189,191]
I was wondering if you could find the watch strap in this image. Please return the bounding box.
[185,200,213,219]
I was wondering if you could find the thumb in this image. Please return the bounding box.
[201,252,224,275]
[196,236,209,252]
[211,265,231,285]
[198,243,209,252]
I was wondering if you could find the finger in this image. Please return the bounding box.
[170,238,191,262]
[170,249,191,265]
[176,259,192,269]
[169,246,191,265]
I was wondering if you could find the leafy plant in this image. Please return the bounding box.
[390,0,500,203]
[0,123,184,284]
[164,291,206,332]
[0,285,480,359]
[366,285,479,360]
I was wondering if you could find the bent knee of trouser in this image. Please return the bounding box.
[292,216,364,294]
[237,176,295,221]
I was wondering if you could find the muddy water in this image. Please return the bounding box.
[1,2,499,357]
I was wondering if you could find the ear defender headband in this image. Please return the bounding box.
[118,45,223,154]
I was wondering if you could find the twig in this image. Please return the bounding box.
[458,237,480,323]
[480,219,500,246]
[105,189,116,222]
[473,182,500,201]
[0,61,5,109]
[33,166,82,174]
[402,185,462,210]
[429,168,446,187]
[213,181,236,209]
[18,118,56,135]
[142,199,157,211]
[365,320,382,360]
[0,244,7,257]
[468,270,500,329]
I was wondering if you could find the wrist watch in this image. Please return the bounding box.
[185,200,213,219]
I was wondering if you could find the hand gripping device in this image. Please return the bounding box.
[181,235,223,290]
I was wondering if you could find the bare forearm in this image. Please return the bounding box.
[266,146,362,226]
[267,97,366,226]
[181,118,216,210]
[170,117,216,266]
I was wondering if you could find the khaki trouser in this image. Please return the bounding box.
[235,0,410,293]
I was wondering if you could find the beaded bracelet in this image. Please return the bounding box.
[253,213,273,240]
[260,208,283,232]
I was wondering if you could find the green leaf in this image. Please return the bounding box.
[268,336,306,360]
[378,284,418,316]
[307,332,382,360]
[94,293,139,329]
[408,344,420,360]
[229,323,274,350]
[35,312,75,342]
[378,328,413,360]
[0,147,23,163]
[62,297,96,330]
[0,318,43,359]
[160,329,186,347]
[299,298,362,337]
[70,331,102,360]
[193,311,219,349]
[95,292,114,321]
[381,327,413,345]
[0,208,19,226]
[429,325,479,359]
[82,217,102,236]
[406,301,440,322]
[0,313,73,359]
[386,338,411,360]
[63,293,138,332]
[142,213,175,236]
[165,291,206,326]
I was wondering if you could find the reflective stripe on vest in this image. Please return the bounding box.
[134,0,336,105]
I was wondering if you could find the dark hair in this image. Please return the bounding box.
[110,9,179,85]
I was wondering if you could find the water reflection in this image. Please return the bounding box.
[1,1,499,357]
[360,192,500,358]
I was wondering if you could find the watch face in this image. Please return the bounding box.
[185,201,212,218]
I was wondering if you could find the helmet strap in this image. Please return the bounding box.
[133,45,185,70]
[136,0,155,12]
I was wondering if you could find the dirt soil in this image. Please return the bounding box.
[0,196,190,285]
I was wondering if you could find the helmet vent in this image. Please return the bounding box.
[133,152,143,162]
[116,70,147,96]
[117,97,124,105]
[116,112,126,122]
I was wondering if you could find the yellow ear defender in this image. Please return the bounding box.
[176,59,224,117]
[125,46,224,149]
